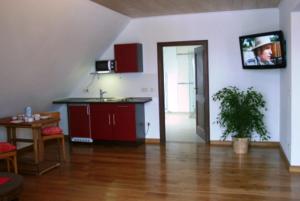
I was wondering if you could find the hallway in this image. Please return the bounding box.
[165,112,204,143]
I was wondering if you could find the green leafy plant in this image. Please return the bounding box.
[212,86,270,141]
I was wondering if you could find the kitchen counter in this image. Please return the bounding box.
[53,97,152,104]
[53,97,151,143]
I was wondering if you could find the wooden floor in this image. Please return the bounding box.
[19,142,300,201]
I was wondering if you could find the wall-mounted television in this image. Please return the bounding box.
[239,30,286,69]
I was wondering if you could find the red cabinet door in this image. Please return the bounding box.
[114,43,143,73]
[112,104,136,141]
[90,104,114,140]
[68,104,91,138]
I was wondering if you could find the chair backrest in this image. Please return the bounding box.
[39,112,60,119]
[39,112,61,127]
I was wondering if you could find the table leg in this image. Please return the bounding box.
[33,128,44,162]
[6,127,12,144]
[38,138,44,162]
[11,128,17,145]
[32,128,40,164]
[6,127,17,145]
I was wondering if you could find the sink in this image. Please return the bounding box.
[120,97,139,102]
[89,98,121,102]
[83,97,144,103]
[99,98,119,102]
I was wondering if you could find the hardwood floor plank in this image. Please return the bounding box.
[19,142,300,201]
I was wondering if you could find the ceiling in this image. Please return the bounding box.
[91,0,281,18]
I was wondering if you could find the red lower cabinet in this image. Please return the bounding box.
[112,105,136,141]
[90,104,144,142]
[68,104,91,138]
[90,104,113,140]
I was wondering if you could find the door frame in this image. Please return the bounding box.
[157,40,210,144]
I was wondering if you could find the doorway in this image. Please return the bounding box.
[157,41,209,143]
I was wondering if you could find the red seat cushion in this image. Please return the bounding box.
[0,143,16,153]
[42,126,63,136]
[0,177,11,185]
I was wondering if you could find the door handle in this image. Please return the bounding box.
[108,114,111,125]
[86,105,90,115]
[113,114,116,125]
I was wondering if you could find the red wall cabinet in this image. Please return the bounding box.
[68,104,91,138]
[114,43,143,73]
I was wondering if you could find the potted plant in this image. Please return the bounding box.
[212,86,270,154]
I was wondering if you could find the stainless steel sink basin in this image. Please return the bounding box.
[90,98,121,102]
[119,97,139,102]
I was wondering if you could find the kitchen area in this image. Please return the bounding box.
[0,42,156,176]
[54,43,156,143]
[53,96,152,143]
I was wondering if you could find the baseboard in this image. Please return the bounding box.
[145,138,160,144]
[279,143,290,169]
[289,166,300,173]
[279,144,300,173]
[210,140,231,146]
[210,140,279,147]
[250,141,279,147]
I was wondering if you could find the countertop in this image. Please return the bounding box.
[53,97,152,104]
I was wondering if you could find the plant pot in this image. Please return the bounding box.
[232,137,249,154]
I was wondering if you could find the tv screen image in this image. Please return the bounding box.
[239,31,286,69]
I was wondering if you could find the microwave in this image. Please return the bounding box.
[95,60,115,73]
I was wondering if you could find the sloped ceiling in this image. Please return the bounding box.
[92,0,281,18]
[0,0,129,117]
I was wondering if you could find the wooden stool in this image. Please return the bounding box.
[0,172,23,201]
[0,143,18,174]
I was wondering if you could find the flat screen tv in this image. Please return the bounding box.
[239,31,286,69]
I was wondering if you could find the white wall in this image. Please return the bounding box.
[0,0,129,141]
[291,11,300,166]
[279,0,300,166]
[72,9,281,141]
[279,0,293,163]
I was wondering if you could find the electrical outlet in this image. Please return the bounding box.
[141,88,148,92]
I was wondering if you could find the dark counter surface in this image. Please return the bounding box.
[53,97,152,104]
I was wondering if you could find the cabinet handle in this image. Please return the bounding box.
[86,106,90,115]
[108,114,111,125]
[118,106,128,108]
[113,114,116,125]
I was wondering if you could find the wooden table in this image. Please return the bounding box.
[0,172,23,201]
[0,116,61,175]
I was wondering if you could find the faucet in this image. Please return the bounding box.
[100,89,107,99]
